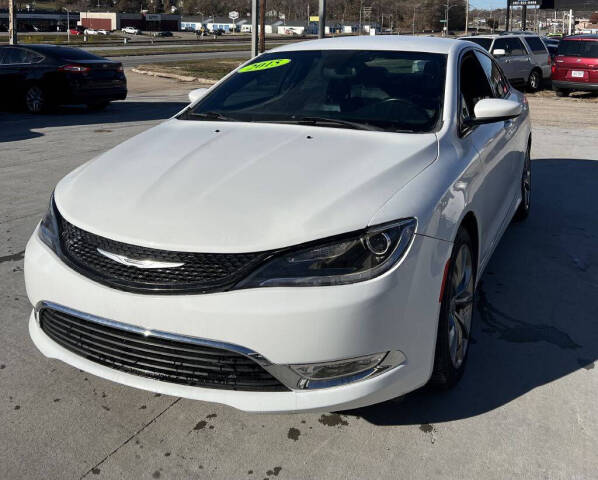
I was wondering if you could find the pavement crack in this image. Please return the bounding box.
[79,397,181,479]
[0,250,25,264]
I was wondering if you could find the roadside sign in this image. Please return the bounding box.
[229,11,239,20]
[309,16,319,22]
[512,0,539,5]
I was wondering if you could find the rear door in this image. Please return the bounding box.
[0,47,35,95]
[491,38,516,80]
[522,35,551,78]
[505,37,531,84]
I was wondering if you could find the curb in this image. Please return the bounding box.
[131,68,217,84]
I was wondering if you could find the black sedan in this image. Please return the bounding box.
[0,44,127,113]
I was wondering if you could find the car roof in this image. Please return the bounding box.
[562,34,598,41]
[270,35,467,55]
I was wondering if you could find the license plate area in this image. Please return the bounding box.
[571,70,584,78]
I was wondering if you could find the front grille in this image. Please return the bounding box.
[39,307,287,392]
[58,217,271,294]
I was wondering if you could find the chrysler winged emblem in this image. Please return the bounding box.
[97,248,184,269]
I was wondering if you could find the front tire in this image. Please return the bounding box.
[24,84,48,113]
[429,228,476,389]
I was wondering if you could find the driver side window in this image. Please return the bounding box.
[459,52,494,130]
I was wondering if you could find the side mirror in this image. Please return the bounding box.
[188,88,208,104]
[492,48,506,56]
[465,98,522,126]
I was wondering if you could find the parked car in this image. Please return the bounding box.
[152,31,173,37]
[68,28,82,36]
[25,36,531,413]
[97,29,110,35]
[0,44,127,113]
[84,28,98,35]
[122,26,140,35]
[460,33,551,91]
[552,34,598,96]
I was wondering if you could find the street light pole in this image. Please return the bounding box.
[64,8,70,43]
[251,0,258,57]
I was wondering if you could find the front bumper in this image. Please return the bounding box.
[552,80,598,91]
[25,229,451,412]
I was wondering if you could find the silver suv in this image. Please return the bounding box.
[460,33,552,91]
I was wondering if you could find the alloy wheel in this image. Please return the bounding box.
[25,86,44,113]
[529,71,540,91]
[448,244,474,369]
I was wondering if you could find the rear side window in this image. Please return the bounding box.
[39,47,103,61]
[1,47,42,64]
[492,38,509,55]
[558,40,598,58]
[524,36,548,54]
[506,38,527,56]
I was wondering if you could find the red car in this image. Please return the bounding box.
[69,28,82,36]
[552,34,598,96]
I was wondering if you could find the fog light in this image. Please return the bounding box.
[288,351,406,390]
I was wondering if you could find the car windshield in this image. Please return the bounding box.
[461,38,492,51]
[180,50,447,133]
[557,40,598,58]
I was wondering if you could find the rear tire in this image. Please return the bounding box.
[555,89,570,97]
[527,69,542,92]
[513,144,532,221]
[87,101,110,111]
[24,84,48,113]
[429,228,476,389]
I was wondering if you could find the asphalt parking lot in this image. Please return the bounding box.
[1,73,598,480]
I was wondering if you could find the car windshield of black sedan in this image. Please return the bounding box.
[180,50,447,133]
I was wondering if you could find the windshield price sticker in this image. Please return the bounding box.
[239,59,291,73]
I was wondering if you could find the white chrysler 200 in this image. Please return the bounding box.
[25,36,531,413]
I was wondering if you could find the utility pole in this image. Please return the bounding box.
[259,0,265,53]
[465,0,469,34]
[522,5,527,31]
[412,4,416,35]
[444,0,449,37]
[8,0,17,45]
[318,0,326,38]
[505,0,510,32]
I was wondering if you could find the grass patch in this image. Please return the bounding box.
[93,45,254,58]
[136,58,246,81]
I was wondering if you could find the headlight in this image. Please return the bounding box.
[38,194,60,253]
[236,218,416,288]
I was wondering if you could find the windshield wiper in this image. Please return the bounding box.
[185,111,239,122]
[296,116,384,131]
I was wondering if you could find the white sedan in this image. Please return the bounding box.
[25,36,531,413]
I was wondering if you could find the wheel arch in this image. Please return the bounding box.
[458,211,480,274]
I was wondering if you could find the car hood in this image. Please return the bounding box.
[55,119,438,252]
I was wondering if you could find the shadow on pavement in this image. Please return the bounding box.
[347,158,598,426]
[0,100,187,143]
